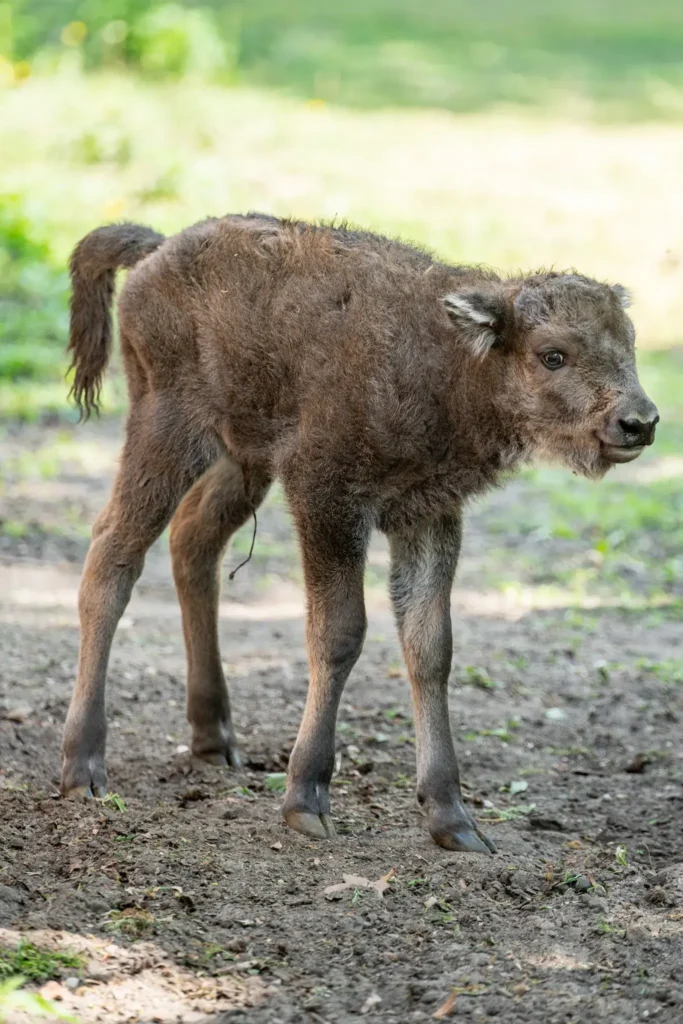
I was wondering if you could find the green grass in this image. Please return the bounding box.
[0,975,76,1023]
[102,792,126,812]
[1,55,683,417]
[104,908,156,939]
[637,659,683,685]
[479,803,536,822]
[0,941,82,983]
[0,194,70,413]
[264,772,287,793]
[7,1,683,121]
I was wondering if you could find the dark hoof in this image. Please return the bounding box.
[283,809,336,839]
[194,750,229,768]
[427,799,497,855]
[60,757,107,800]
[191,727,241,769]
[282,778,334,839]
[62,785,106,800]
[431,827,496,854]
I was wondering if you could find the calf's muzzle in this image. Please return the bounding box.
[598,392,659,461]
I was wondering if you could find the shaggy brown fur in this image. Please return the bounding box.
[61,213,658,853]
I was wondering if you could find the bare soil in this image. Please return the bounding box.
[1,418,682,1023]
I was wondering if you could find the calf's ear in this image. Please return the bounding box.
[442,290,507,357]
[611,284,632,309]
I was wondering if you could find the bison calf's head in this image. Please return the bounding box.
[444,273,659,479]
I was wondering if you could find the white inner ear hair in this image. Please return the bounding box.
[443,294,496,357]
[443,294,494,324]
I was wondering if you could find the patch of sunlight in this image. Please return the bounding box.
[10,587,79,608]
[0,927,267,1024]
[218,598,304,621]
[2,564,81,611]
[630,456,683,483]
[222,656,295,678]
[609,900,683,940]
[2,438,119,481]
[525,948,594,971]
[452,584,677,620]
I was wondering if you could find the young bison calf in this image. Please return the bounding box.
[62,214,658,854]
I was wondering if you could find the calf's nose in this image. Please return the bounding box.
[618,403,659,446]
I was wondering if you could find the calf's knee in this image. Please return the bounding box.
[321,609,367,673]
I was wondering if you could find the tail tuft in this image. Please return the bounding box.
[67,223,165,419]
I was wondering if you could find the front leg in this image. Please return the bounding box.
[282,482,369,839]
[388,513,495,854]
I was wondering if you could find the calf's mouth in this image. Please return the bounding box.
[599,442,645,464]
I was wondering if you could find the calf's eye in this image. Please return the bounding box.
[540,350,565,370]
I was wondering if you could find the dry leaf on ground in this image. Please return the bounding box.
[324,868,396,899]
[361,992,382,1013]
[433,990,457,1018]
[38,981,68,1001]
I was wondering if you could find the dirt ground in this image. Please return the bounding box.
[1,417,682,1024]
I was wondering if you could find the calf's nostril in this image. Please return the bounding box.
[619,418,646,438]
[617,414,658,445]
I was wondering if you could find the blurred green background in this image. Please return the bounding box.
[1,0,682,614]
[2,0,683,414]
[6,0,683,118]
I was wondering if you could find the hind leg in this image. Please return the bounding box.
[170,456,271,766]
[61,399,216,797]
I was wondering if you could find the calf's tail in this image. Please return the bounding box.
[67,222,165,418]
